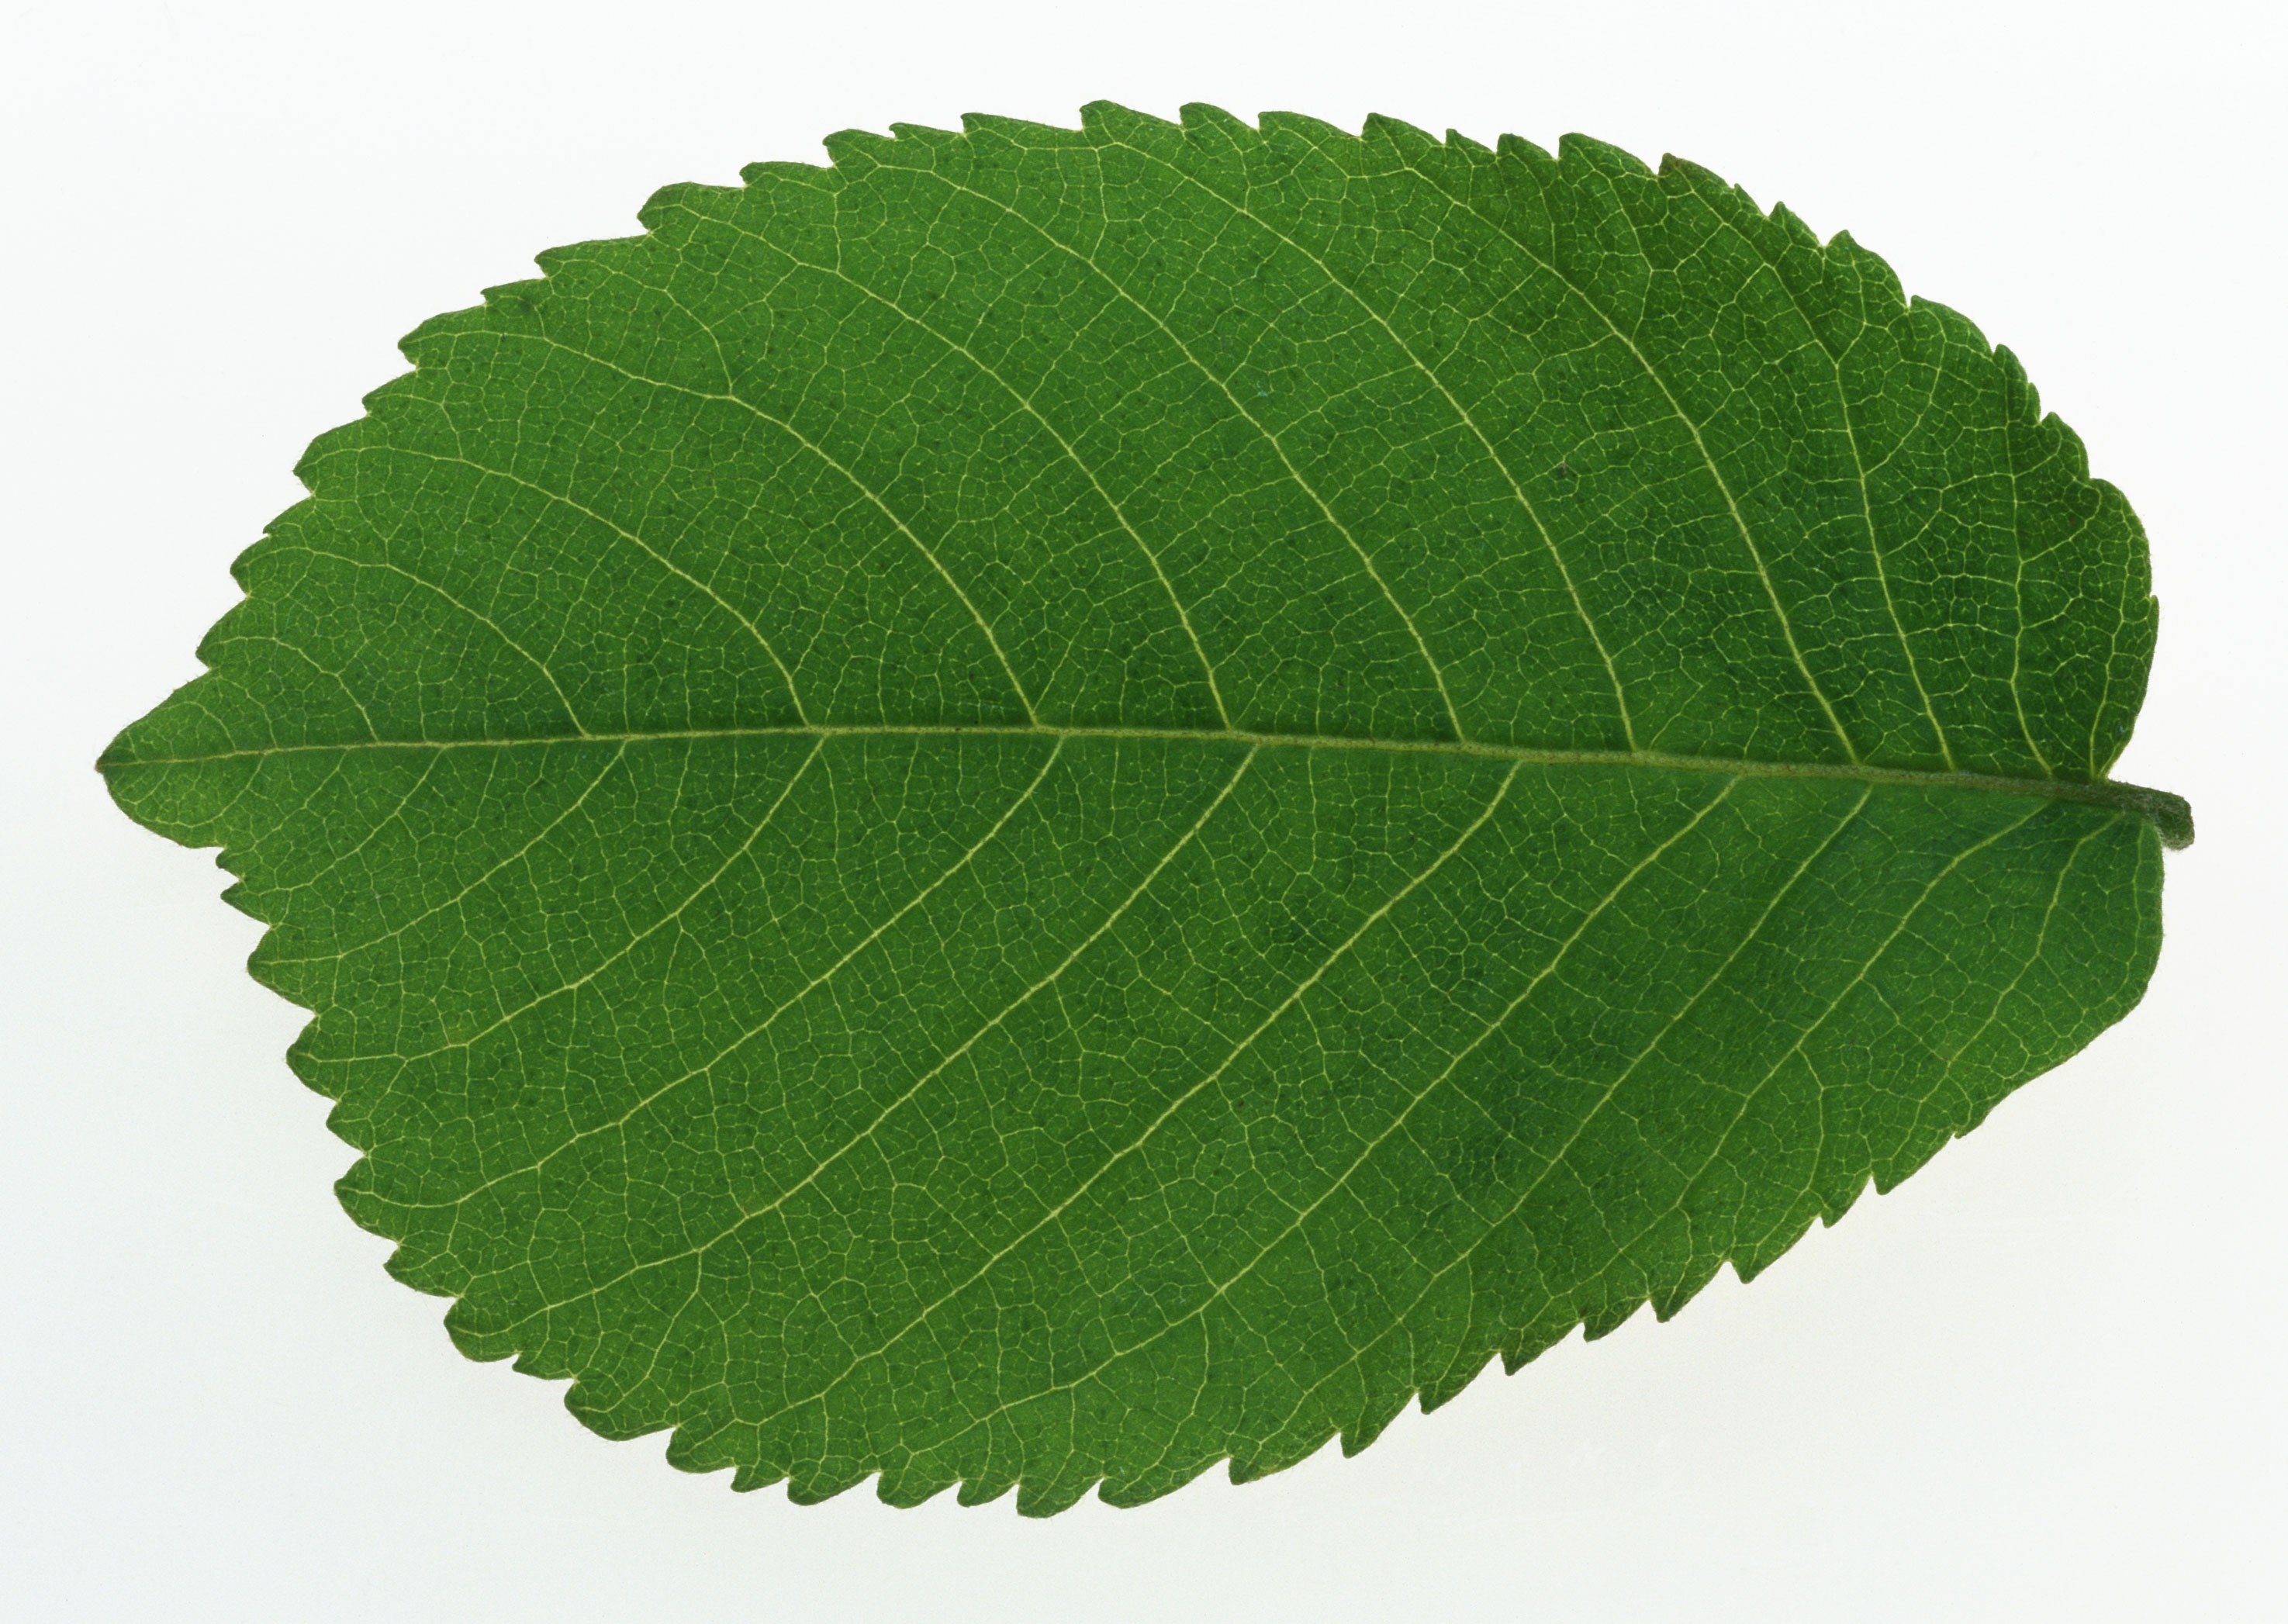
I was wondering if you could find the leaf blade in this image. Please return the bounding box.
[102,105,2177,1512]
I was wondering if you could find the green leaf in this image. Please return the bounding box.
[102,103,2186,1515]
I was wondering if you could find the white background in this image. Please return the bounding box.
[4,2,2281,1617]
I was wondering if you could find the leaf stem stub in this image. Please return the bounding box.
[2084,779,2194,849]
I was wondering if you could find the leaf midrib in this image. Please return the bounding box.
[103,720,2191,845]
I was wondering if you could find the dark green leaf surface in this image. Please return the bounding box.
[102,104,2183,1514]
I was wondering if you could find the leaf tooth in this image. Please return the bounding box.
[636,178,744,228]
[1580,1296,1647,1342]
[818,125,895,173]
[1419,1347,1499,1413]
[1557,129,1657,182]
[1014,1468,1104,1519]
[1733,1208,1826,1285]
[1338,1387,1416,1456]
[1078,97,1158,137]
[1823,228,1911,316]
[959,109,1084,147]
[884,118,963,148]
[786,1463,874,1506]
[874,1467,958,1510]
[729,1463,783,1494]
[1657,147,1761,220]
[1910,288,1999,361]
[1170,100,1249,139]
[737,157,830,188]
[954,1470,1018,1509]
[468,272,550,320]
[1495,130,1558,171]
[1224,1436,1314,1488]
[663,1412,740,1475]
[1766,200,1824,253]
[1360,111,1442,154]
[1257,109,1354,149]
[1649,1254,1729,1322]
